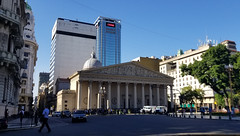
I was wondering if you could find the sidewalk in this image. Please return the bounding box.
[0,117,40,132]
[168,112,240,121]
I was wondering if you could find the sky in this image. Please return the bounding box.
[27,0,240,98]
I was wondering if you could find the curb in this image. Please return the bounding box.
[167,113,240,121]
[0,124,40,132]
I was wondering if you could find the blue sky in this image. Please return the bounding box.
[27,0,240,97]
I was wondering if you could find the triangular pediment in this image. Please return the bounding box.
[81,62,173,79]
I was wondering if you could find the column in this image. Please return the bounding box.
[134,83,137,109]
[97,82,102,109]
[142,84,145,107]
[87,81,92,110]
[97,93,101,109]
[149,84,152,106]
[157,85,160,106]
[163,85,167,106]
[125,83,129,109]
[117,82,120,109]
[107,82,112,109]
[77,81,82,110]
[170,85,174,110]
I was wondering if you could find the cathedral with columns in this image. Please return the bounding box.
[56,53,174,112]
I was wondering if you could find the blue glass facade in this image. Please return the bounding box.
[95,17,121,66]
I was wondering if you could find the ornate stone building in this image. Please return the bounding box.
[18,2,38,113]
[57,53,174,112]
[0,0,26,117]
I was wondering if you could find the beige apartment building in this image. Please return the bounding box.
[159,40,237,109]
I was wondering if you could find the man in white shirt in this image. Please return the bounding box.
[39,107,51,132]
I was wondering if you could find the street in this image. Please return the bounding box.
[1,114,240,136]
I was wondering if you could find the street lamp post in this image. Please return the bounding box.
[174,94,177,117]
[225,64,233,112]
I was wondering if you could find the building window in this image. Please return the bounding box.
[21,88,25,94]
[23,58,28,69]
[22,80,26,85]
[0,0,2,6]
[24,52,29,57]
[26,35,31,38]
[22,73,27,78]
[25,44,29,48]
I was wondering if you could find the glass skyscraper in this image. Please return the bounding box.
[94,16,121,66]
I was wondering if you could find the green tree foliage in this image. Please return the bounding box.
[215,92,240,108]
[233,93,240,107]
[214,93,226,108]
[180,44,240,108]
[180,44,230,98]
[181,86,204,107]
[230,52,240,93]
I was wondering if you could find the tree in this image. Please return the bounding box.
[230,52,240,93]
[180,44,234,107]
[181,86,204,110]
[215,92,240,108]
[214,93,226,108]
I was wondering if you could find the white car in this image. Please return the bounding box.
[71,110,87,122]
[140,106,156,113]
[154,106,167,114]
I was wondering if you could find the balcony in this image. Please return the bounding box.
[0,8,20,25]
[0,50,18,66]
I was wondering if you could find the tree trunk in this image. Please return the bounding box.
[224,91,231,112]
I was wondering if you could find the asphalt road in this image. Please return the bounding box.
[1,114,240,136]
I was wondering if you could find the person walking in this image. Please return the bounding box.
[19,109,24,126]
[39,107,51,132]
[34,110,38,126]
[4,109,9,121]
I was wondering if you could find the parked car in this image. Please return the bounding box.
[154,106,167,114]
[199,107,209,114]
[61,110,71,118]
[52,111,61,117]
[71,110,87,123]
[0,118,8,129]
[140,106,156,114]
[177,107,196,113]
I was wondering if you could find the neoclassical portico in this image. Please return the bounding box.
[67,62,174,111]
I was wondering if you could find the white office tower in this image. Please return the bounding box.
[19,3,38,112]
[49,18,96,94]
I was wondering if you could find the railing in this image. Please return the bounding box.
[167,112,240,121]
[0,8,20,25]
[0,51,18,65]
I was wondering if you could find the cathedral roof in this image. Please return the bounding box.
[82,52,102,70]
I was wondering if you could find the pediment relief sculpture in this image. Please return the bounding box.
[83,62,171,79]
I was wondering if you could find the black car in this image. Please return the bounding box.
[0,118,8,129]
[71,110,87,123]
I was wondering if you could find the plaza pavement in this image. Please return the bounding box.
[1,112,240,132]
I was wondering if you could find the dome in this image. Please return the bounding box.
[82,52,102,70]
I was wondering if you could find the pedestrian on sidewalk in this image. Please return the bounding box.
[5,109,9,121]
[39,107,51,133]
[34,110,38,126]
[19,109,24,126]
